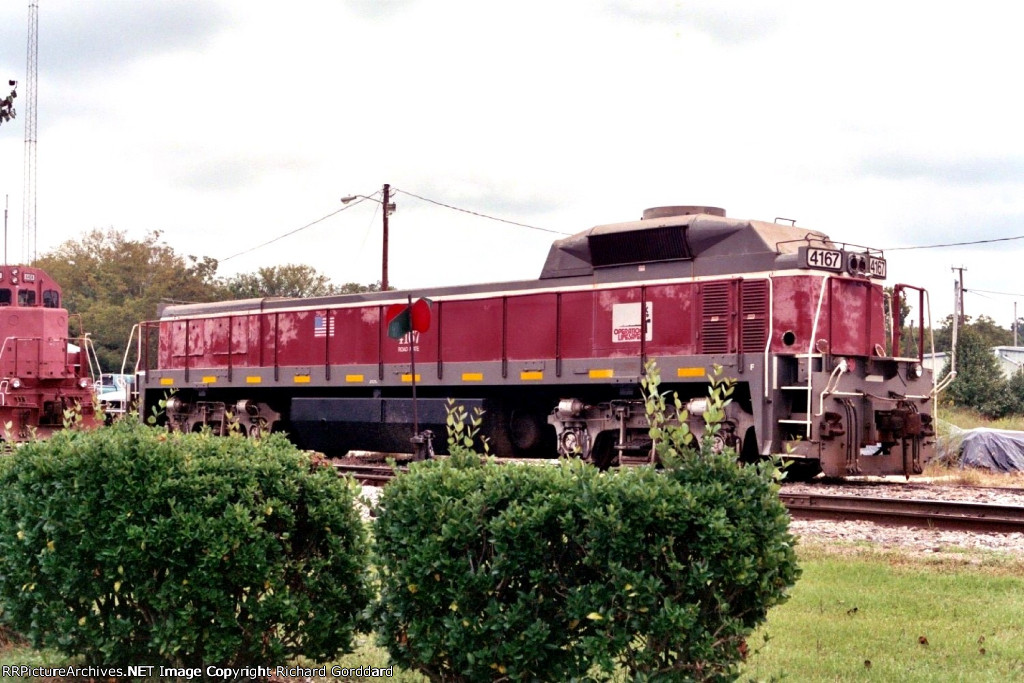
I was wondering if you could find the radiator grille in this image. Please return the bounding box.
[701,282,732,354]
[740,279,768,352]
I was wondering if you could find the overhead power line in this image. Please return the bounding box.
[967,288,1024,299]
[885,234,1024,251]
[393,187,569,235]
[217,187,563,265]
[219,195,375,263]
[219,187,1024,268]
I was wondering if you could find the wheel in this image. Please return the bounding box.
[509,410,543,452]
[589,433,617,470]
[781,459,822,481]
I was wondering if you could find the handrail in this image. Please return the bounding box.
[933,369,957,395]
[883,289,893,355]
[120,324,139,375]
[801,276,830,435]
[80,334,103,382]
[763,276,774,399]
[924,288,956,398]
[0,336,39,369]
[892,283,926,361]
[817,359,847,416]
[0,335,99,380]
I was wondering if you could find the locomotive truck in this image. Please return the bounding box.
[136,205,940,478]
[0,265,98,439]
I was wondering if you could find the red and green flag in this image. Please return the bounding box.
[386,297,431,340]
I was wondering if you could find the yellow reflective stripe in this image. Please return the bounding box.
[159,377,174,386]
[589,369,614,379]
[246,376,262,384]
[401,374,421,383]
[520,371,543,381]
[461,372,484,382]
[345,374,364,383]
[293,375,311,384]
[201,376,217,384]
[677,367,704,378]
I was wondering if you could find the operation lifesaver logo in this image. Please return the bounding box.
[611,301,653,343]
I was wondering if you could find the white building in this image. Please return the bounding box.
[993,347,1024,377]
[921,346,1024,379]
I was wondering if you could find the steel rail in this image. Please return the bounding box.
[780,491,1024,534]
[336,462,1024,535]
[812,479,1024,497]
[333,462,403,487]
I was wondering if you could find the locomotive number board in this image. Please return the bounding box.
[868,256,887,278]
[802,247,843,272]
[799,246,886,279]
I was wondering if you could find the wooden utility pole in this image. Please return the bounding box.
[381,183,390,291]
[341,183,395,290]
[951,274,960,374]
[953,266,966,325]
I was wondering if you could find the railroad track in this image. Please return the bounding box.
[780,491,1024,534]
[334,461,1024,534]
[333,461,404,486]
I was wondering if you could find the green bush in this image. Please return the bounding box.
[374,453,596,680]
[373,370,800,681]
[0,420,372,666]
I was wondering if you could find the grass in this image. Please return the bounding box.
[741,545,1024,682]
[935,404,1024,432]
[921,460,1024,487]
[4,546,1022,682]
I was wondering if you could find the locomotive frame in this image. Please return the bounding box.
[136,206,939,478]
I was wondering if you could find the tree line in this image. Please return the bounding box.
[934,317,1024,419]
[35,228,383,373]
[894,309,1024,419]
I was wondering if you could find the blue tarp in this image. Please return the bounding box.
[953,428,1024,472]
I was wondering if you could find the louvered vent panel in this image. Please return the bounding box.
[589,226,691,267]
[741,279,768,352]
[701,282,732,354]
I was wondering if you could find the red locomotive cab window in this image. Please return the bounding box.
[43,290,59,308]
[0,289,9,306]
[18,289,36,306]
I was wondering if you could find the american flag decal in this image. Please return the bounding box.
[313,313,335,338]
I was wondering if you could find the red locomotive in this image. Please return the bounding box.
[137,205,938,477]
[0,265,98,439]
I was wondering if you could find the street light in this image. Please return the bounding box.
[341,183,396,290]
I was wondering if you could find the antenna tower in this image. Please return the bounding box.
[22,0,38,265]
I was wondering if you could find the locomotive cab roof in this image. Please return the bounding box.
[540,206,833,280]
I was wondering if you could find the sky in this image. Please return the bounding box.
[1,1,1023,330]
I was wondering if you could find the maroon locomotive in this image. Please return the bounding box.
[0,265,98,440]
[137,205,938,477]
